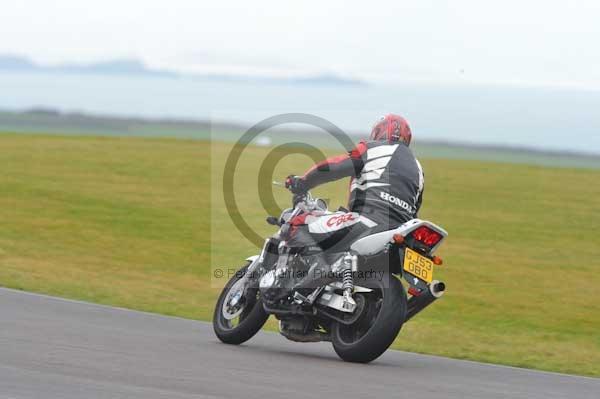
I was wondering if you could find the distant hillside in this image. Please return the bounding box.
[50,59,176,77]
[0,55,176,77]
[0,54,366,86]
[0,54,36,69]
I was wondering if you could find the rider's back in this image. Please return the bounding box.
[349,140,424,227]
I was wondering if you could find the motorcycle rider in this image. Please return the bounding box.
[282,114,425,291]
[286,114,424,236]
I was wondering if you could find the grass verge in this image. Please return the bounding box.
[1,132,599,376]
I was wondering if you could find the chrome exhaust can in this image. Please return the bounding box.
[405,280,445,322]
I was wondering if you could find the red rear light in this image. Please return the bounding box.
[412,226,443,247]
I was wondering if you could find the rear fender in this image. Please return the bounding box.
[350,219,448,256]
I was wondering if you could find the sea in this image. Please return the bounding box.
[1,71,599,155]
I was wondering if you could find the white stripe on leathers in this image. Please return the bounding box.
[366,144,399,160]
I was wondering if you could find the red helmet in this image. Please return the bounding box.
[370,114,412,146]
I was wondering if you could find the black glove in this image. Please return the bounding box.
[285,175,308,194]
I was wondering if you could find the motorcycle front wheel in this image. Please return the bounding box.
[331,273,407,363]
[213,262,269,345]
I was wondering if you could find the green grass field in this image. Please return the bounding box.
[1,132,599,376]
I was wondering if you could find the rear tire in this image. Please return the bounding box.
[213,262,269,345]
[331,273,407,363]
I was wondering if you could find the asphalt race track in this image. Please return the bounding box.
[1,287,598,399]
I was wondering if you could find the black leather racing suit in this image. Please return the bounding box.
[300,140,424,228]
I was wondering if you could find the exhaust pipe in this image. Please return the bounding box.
[405,280,445,322]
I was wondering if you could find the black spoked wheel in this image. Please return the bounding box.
[213,262,269,345]
[331,273,407,363]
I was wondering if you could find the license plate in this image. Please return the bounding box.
[403,248,434,283]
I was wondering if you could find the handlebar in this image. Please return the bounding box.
[272,180,322,210]
[267,180,327,227]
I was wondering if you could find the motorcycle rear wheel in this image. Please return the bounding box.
[213,262,269,345]
[331,273,407,363]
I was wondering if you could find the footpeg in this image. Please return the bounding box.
[293,291,310,304]
[293,286,324,305]
[342,290,357,312]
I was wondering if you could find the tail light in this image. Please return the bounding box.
[412,226,443,247]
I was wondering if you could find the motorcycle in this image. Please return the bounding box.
[213,184,448,363]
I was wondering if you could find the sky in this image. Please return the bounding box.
[2,0,600,89]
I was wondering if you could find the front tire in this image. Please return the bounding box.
[213,262,269,345]
[331,273,407,363]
